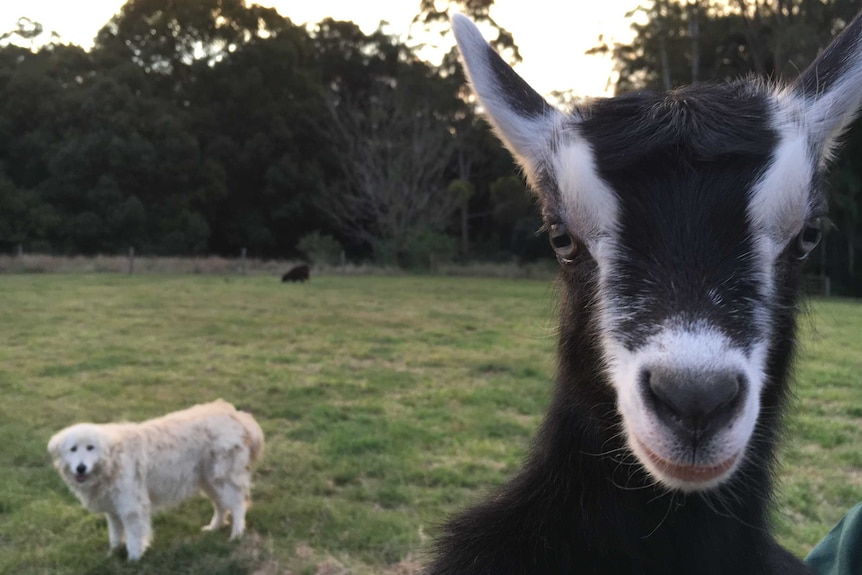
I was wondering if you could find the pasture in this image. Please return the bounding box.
[0,273,859,574]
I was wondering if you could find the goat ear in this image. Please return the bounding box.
[451,14,561,182]
[793,12,862,164]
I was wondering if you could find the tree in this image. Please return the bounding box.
[595,0,862,93]
[93,0,289,97]
[0,0,558,265]
[412,0,521,63]
[185,23,330,256]
[325,84,457,264]
[313,19,471,265]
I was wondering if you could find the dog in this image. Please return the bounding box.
[281,264,310,282]
[47,399,264,560]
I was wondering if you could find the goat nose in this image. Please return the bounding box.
[76,464,87,474]
[641,366,744,433]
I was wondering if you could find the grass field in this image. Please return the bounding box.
[0,274,859,574]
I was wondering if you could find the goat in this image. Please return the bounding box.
[426,12,862,575]
[281,264,310,283]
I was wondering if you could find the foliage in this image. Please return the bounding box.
[594,0,862,92]
[296,230,343,266]
[322,66,460,264]
[400,228,459,268]
[1,274,861,573]
[413,0,522,64]
[0,0,528,265]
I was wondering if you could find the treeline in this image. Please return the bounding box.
[1,0,861,293]
[0,0,538,268]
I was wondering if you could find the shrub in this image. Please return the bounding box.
[297,231,343,266]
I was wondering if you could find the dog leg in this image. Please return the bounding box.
[106,513,125,554]
[202,500,228,532]
[200,480,230,531]
[221,483,248,539]
[122,510,152,561]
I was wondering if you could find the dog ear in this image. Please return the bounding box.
[47,429,66,459]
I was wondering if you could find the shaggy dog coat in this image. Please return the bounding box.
[48,399,264,560]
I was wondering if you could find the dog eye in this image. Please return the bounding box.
[86,445,94,451]
[70,446,77,452]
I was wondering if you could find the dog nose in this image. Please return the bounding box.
[640,366,744,435]
[76,464,87,474]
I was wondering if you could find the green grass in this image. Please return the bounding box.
[0,274,859,574]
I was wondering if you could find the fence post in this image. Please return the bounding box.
[340,250,346,274]
[240,247,247,276]
[16,244,23,258]
[128,247,135,275]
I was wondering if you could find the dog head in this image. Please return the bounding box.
[48,424,110,487]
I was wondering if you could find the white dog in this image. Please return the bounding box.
[48,399,264,560]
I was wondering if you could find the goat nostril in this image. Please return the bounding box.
[642,366,745,429]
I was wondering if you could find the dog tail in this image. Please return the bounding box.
[235,411,265,464]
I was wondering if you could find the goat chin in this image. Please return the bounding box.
[630,433,741,491]
[426,10,862,575]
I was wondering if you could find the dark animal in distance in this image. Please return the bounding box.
[281,264,309,283]
[426,11,862,575]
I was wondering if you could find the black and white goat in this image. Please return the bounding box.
[427,12,862,575]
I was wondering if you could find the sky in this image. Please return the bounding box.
[0,0,640,97]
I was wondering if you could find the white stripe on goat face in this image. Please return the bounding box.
[552,137,620,252]
[749,96,818,254]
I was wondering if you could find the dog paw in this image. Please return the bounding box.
[202,519,227,532]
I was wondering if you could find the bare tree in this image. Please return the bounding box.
[688,0,701,82]
[324,89,458,264]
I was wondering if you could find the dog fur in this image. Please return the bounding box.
[47,399,264,560]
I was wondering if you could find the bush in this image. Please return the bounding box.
[297,231,343,265]
[369,230,457,269]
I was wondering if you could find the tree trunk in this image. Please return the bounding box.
[457,148,472,259]
[657,1,672,91]
[461,205,469,259]
[688,1,700,82]
[734,0,767,76]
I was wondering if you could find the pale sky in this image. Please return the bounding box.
[0,0,640,97]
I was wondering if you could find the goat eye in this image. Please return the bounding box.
[796,218,822,260]
[86,445,94,451]
[549,223,577,263]
[70,446,77,453]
